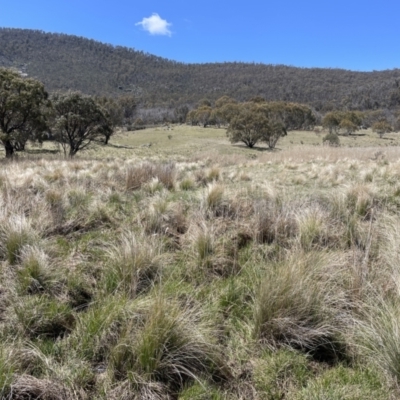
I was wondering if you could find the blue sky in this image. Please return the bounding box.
[2,0,400,71]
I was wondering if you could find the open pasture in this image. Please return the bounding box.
[3,124,400,161]
[1,125,400,398]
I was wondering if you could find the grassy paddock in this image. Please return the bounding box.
[1,125,400,398]
[6,124,400,162]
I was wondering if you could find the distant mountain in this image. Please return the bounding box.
[1,27,400,110]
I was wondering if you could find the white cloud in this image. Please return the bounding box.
[136,13,172,36]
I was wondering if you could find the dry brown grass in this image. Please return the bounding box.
[2,129,400,398]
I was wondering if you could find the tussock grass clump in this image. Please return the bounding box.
[203,184,241,219]
[156,163,177,190]
[14,296,75,339]
[297,208,329,251]
[253,252,347,361]
[45,188,66,226]
[8,374,72,400]
[103,231,163,298]
[67,188,91,209]
[346,184,376,219]
[17,246,55,295]
[126,162,176,191]
[142,198,188,240]
[194,166,221,186]
[376,214,400,285]
[106,379,169,400]
[2,342,95,395]
[143,177,164,194]
[192,222,214,262]
[207,166,221,182]
[253,199,297,245]
[183,220,237,278]
[179,176,196,191]
[204,183,224,212]
[110,296,229,394]
[253,349,312,399]
[0,345,17,398]
[355,230,400,384]
[66,274,93,311]
[0,213,39,265]
[67,296,129,364]
[355,290,400,386]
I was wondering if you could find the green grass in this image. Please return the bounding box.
[22,124,400,160]
[2,124,400,398]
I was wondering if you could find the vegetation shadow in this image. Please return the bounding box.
[25,148,61,155]
[231,144,281,152]
[105,143,135,149]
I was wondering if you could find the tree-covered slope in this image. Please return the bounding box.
[1,27,400,109]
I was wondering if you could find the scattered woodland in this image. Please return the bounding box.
[2,27,400,400]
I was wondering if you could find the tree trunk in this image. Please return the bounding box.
[4,140,14,158]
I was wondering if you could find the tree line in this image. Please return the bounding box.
[0,68,136,158]
[0,68,317,156]
[2,68,398,159]
[186,96,316,148]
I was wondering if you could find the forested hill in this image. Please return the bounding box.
[1,27,400,110]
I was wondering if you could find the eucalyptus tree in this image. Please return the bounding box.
[0,68,49,157]
[372,120,393,138]
[227,101,314,149]
[52,92,112,157]
[227,102,285,148]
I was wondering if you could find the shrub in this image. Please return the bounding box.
[323,132,340,146]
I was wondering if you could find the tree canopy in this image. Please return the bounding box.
[372,120,393,138]
[226,101,314,149]
[51,92,113,157]
[322,111,363,135]
[0,68,49,157]
[227,103,271,148]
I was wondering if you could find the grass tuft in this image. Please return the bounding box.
[253,252,347,362]
[110,295,229,393]
[14,296,75,339]
[103,231,163,298]
[17,246,55,295]
[0,214,39,264]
